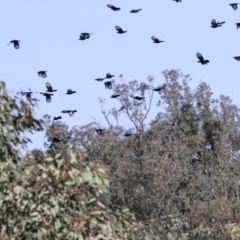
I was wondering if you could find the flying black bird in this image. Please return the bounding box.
[40,92,53,102]
[151,36,164,44]
[79,33,92,40]
[104,81,114,89]
[46,82,57,92]
[115,26,127,34]
[211,19,225,28]
[95,128,103,135]
[61,110,77,117]
[153,84,166,92]
[229,3,240,10]
[196,53,209,65]
[53,116,62,120]
[95,78,105,82]
[173,0,182,2]
[123,132,132,137]
[131,96,144,101]
[236,22,240,29]
[51,137,62,143]
[66,89,76,95]
[130,9,142,13]
[111,94,120,98]
[7,40,20,49]
[233,56,240,61]
[20,91,32,101]
[107,4,120,11]
[105,73,115,79]
[38,71,47,78]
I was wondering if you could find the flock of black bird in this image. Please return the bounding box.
[7,2,240,141]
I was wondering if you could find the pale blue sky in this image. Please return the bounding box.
[1,1,240,151]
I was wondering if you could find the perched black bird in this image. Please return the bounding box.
[233,56,240,61]
[115,26,127,34]
[40,92,53,102]
[119,105,125,111]
[38,71,47,78]
[95,78,105,82]
[111,94,120,98]
[153,84,166,92]
[151,36,164,44]
[53,116,62,120]
[51,137,62,143]
[211,19,225,28]
[123,132,132,137]
[173,0,182,2]
[61,110,77,117]
[95,128,103,135]
[131,95,144,101]
[104,81,114,89]
[236,22,240,29]
[105,73,115,79]
[107,4,120,11]
[130,9,142,13]
[46,82,57,92]
[20,91,32,101]
[66,89,76,95]
[79,33,92,40]
[196,53,209,65]
[7,40,20,49]
[229,3,240,10]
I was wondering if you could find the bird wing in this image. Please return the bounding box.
[115,26,122,32]
[196,53,204,61]
[151,36,158,41]
[46,82,52,91]
[61,110,70,113]
[107,4,114,8]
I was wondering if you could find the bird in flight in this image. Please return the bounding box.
[107,4,120,11]
[115,26,127,34]
[196,53,209,65]
[123,132,132,137]
[153,84,166,92]
[131,96,144,101]
[7,40,21,49]
[40,92,53,102]
[79,33,92,40]
[130,9,142,13]
[61,110,77,117]
[173,0,182,2]
[104,81,114,89]
[211,19,225,28]
[233,56,240,61]
[95,78,105,82]
[151,36,164,44]
[229,3,240,10]
[236,22,240,29]
[20,91,32,101]
[53,116,62,120]
[45,82,57,92]
[66,89,76,95]
[38,71,47,78]
[111,94,120,98]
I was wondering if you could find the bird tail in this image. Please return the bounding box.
[220,21,225,24]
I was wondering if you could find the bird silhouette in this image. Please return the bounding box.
[173,0,182,2]
[38,71,47,78]
[151,36,164,44]
[153,84,166,92]
[95,78,105,82]
[7,40,20,49]
[236,22,240,29]
[95,128,103,135]
[211,19,225,28]
[130,9,142,13]
[51,137,62,143]
[46,82,57,92]
[123,132,132,137]
[229,3,240,10]
[53,116,62,120]
[105,73,115,79]
[104,81,114,89]
[107,4,120,11]
[233,56,240,61]
[40,92,53,102]
[61,110,77,117]
[79,33,92,40]
[20,91,32,101]
[66,89,76,95]
[111,94,120,98]
[115,26,127,34]
[131,95,144,101]
[196,53,209,65]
